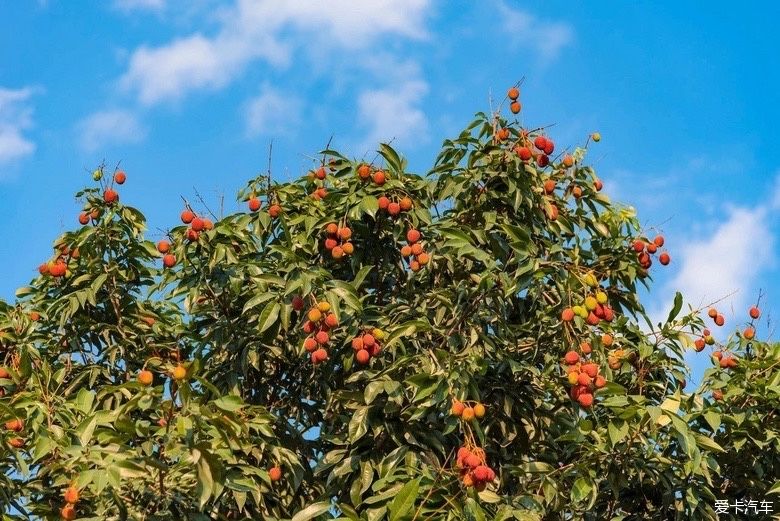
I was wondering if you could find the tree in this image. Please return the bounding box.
[1,86,778,520]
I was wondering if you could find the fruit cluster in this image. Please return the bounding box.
[248,195,282,218]
[450,399,486,421]
[180,207,214,243]
[351,328,385,365]
[400,228,430,272]
[357,163,387,185]
[607,345,625,370]
[308,165,332,200]
[713,350,738,369]
[456,445,496,490]
[377,194,413,217]
[508,86,521,114]
[4,415,24,449]
[632,235,670,269]
[60,486,79,520]
[157,239,176,268]
[561,279,615,326]
[323,223,354,260]
[301,301,338,364]
[563,347,606,408]
[38,242,78,279]
[693,328,715,352]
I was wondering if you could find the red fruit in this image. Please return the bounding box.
[749,306,760,319]
[315,331,330,345]
[603,306,614,322]
[292,296,304,311]
[533,136,548,150]
[61,505,77,520]
[373,170,386,185]
[269,204,281,218]
[507,87,519,100]
[351,337,364,352]
[0,368,9,379]
[582,363,598,378]
[341,241,354,253]
[543,179,555,194]
[191,217,205,232]
[659,252,670,265]
[719,357,730,369]
[474,465,490,481]
[325,223,338,236]
[594,304,605,320]
[703,328,711,336]
[378,196,390,210]
[632,240,645,253]
[315,167,327,180]
[594,375,607,389]
[5,418,23,432]
[355,349,370,364]
[400,197,413,211]
[564,351,580,365]
[186,228,199,242]
[38,263,49,275]
[203,218,214,230]
[302,320,315,334]
[728,357,738,368]
[594,179,603,191]
[181,209,195,223]
[561,308,574,322]
[63,485,80,504]
[411,243,424,256]
[162,254,176,268]
[248,197,261,212]
[563,155,574,168]
[8,438,24,449]
[338,227,352,240]
[362,334,376,347]
[653,235,665,247]
[114,170,126,184]
[331,246,344,259]
[303,337,318,352]
[577,372,592,386]
[510,101,521,114]
[536,154,550,167]
[311,348,328,364]
[324,238,338,250]
[78,212,90,225]
[357,164,372,180]
[570,384,587,400]
[269,466,282,482]
[577,393,594,407]
[400,245,412,257]
[157,240,170,253]
[712,390,723,401]
[324,314,339,328]
[580,341,592,354]
[586,312,600,326]
[388,202,401,216]
[103,189,119,204]
[465,454,481,468]
[714,314,725,327]
[406,229,421,244]
[50,262,67,277]
[708,308,718,319]
[369,342,382,357]
[516,146,532,161]
[543,140,555,155]
[646,243,657,254]
[694,338,705,351]
[743,327,755,340]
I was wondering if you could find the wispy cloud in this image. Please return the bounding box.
[0,87,37,168]
[245,84,302,137]
[76,109,147,152]
[496,0,574,61]
[119,0,432,105]
[356,79,429,154]
[113,0,165,12]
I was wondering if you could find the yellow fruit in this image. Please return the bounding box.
[473,403,486,418]
[172,365,187,381]
[567,372,579,385]
[591,132,601,142]
[372,328,385,340]
[584,296,597,311]
[462,407,475,421]
[317,301,331,313]
[307,308,322,322]
[596,291,607,304]
[572,305,587,318]
[584,273,598,286]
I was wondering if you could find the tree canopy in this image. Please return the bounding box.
[1,88,778,520]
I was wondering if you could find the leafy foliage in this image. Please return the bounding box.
[0,101,777,520]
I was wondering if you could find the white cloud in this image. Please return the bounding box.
[113,0,165,12]
[0,87,36,166]
[356,79,429,153]
[119,0,431,105]
[496,0,573,60]
[245,84,302,137]
[77,109,147,152]
[651,174,780,328]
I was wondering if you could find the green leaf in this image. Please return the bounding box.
[212,395,244,412]
[291,501,333,521]
[703,411,721,432]
[76,415,97,447]
[388,478,420,521]
[257,302,281,333]
[348,406,369,443]
[667,291,683,322]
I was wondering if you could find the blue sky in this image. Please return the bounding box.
[2,1,779,382]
